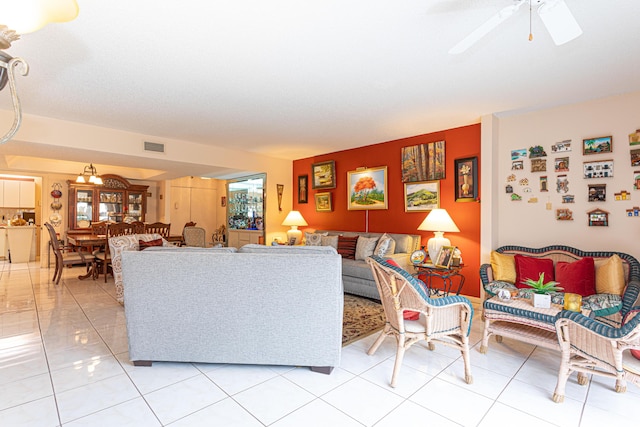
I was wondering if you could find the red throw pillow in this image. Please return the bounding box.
[139,238,163,250]
[514,254,555,289]
[337,236,358,260]
[385,259,401,268]
[555,257,596,296]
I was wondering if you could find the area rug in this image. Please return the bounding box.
[342,294,386,346]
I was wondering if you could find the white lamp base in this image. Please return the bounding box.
[427,231,450,264]
[287,226,302,245]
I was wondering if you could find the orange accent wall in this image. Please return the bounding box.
[292,123,482,297]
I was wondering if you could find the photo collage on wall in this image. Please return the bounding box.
[505,128,640,226]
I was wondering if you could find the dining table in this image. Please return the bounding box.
[66,233,106,280]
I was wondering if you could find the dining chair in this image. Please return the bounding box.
[90,221,109,280]
[45,222,95,285]
[131,221,146,234]
[97,222,136,282]
[183,226,206,247]
[366,255,474,387]
[145,222,171,238]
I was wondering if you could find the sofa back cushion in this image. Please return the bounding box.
[238,244,337,255]
[555,257,596,296]
[490,251,516,283]
[337,236,358,259]
[595,255,626,296]
[514,254,555,289]
[355,236,380,260]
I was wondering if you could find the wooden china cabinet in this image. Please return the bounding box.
[67,174,148,232]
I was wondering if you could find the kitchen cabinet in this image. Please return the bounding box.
[0,179,35,208]
[67,174,148,231]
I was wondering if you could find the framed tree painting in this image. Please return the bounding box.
[311,160,336,189]
[454,157,478,202]
[347,166,388,210]
[297,175,308,203]
[401,140,445,182]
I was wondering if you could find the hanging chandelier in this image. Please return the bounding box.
[0,0,79,145]
[76,164,103,185]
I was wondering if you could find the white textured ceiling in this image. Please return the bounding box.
[1,0,639,178]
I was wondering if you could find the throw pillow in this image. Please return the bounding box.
[337,236,358,259]
[305,232,327,246]
[355,236,380,261]
[374,233,396,257]
[490,251,516,283]
[555,257,596,296]
[514,254,555,289]
[139,238,163,250]
[321,235,339,249]
[595,254,626,295]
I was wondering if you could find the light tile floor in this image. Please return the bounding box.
[1,261,638,426]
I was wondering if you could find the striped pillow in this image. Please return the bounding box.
[337,236,358,259]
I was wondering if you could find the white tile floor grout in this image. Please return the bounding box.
[0,261,638,426]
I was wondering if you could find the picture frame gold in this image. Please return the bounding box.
[347,166,388,210]
[434,245,456,269]
[315,192,332,212]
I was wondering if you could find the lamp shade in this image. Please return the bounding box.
[281,211,308,227]
[417,209,460,233]
[417,209,460,264]
[0,0,79,35]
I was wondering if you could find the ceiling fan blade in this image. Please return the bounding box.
[537,0,582,45]
[449,0,526,54]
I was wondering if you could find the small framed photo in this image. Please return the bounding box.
[314,192,332,212]
[530,158,546,172]
[588,184,606,202]
[404,180,439,212]
[435,245,455,269]
[297,175,308,203]
[583,136,612,155]
[454,157,478,202]
[583,160,614,178]
[311,160,336,189]
[555,157,569,172]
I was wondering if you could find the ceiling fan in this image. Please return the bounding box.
[449,0,582,54]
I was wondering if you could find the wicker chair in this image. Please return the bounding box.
[183,226,206,247]
[553,304,640,402]
[45,222,95,285]
[366,256,474,387]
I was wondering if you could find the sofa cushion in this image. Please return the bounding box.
[355,236,379,261]
[321,235,339,249]
[374,233,396,257]
[337,236,358,259]
[139,238,163,250]
[555,257,596,297]
[514,254,555,289]
[390,234,413,254]
[342,258,374,281]
[305,232,327,246]
[238,244,336,254]
[490,251,516,283]
[595,254,626,296]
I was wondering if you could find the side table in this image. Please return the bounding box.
[414,263,465,296]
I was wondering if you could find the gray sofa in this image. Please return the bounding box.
[116,240,343,373]
[313,230,422,300]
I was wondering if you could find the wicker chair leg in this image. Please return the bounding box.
[495,335,503,343]
[367,325,389,356]
[390,345,406,388]
[615,380,627,393]
[427,342,436,351]
[577,373,588,386]
[554,349,572,403]
[461,340,473,384]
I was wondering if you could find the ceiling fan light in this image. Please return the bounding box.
[538,0,583,45]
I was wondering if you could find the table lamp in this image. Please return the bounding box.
[417,208,460,263]
[282,210,307,245]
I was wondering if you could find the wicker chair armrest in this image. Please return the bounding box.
[556,310,640,340]
[622,279,640,314]
[479,263,493,288]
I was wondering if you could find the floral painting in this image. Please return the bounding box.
[454,157,478,202]
[401,141,445,182]
[347,166,388,210]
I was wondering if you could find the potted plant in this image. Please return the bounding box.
[522,273,563,308]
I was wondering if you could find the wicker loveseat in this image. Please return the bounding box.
[480,245,640,319]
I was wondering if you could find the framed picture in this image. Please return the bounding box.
[555,157,569,172]
[404,181,439,212]
[583,136,612,155]
[454,157,478,202]
[401,140,445,182]
[347,166,388,210]
[297,175,308,203]
[588,184,606,202]
[435,245,455,269]
[583,159,614,178]
[631,149,640,167]
[311,160,336,189]
[530,158,546,172]
[314,192,332,212]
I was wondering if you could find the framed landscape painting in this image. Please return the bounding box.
[347,166,388,210]
[311,160,336,189]
[404,181,439,212]
[315,192,332,212]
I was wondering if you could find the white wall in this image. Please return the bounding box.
[482,91,640,262]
